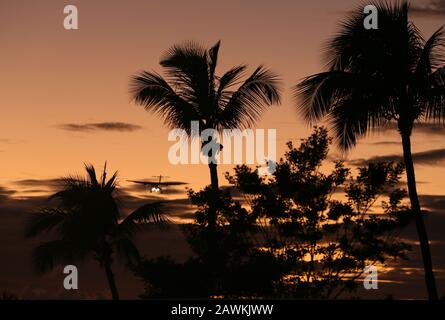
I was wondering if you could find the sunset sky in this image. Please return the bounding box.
[0,0,444,193]
[1,0,445,298]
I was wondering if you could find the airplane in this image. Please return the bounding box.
[128,175,187,193]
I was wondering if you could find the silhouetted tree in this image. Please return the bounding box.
[129,41,281,193]
[136,128,410,299]
[135,186,285,298]
[24,164,167,300]
[294,1,445,299]
[227,127,411,298]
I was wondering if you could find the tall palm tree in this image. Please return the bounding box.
[25,164,167,300]
[294,1,445,300]
[130,41,281,190]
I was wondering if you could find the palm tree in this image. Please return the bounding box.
[294,1,445,300]
[25,164,167,300]
[130,41,281,190]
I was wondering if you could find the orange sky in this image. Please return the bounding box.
[0,0,444,197]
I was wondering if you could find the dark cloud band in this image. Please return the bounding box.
[350,148,445,166]
[57,122,143,132]
[411,0,445,16]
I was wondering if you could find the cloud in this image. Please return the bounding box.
[164,198,195,220]
[0,186,16,202]
[13,178,62,187]
[412,123,445,135]
[10,178,63,196]
[420,194,445,211]
[0,139,26,152]
[8,177,193,219]
[411,0,445,16]
[367,141,401,146]
[350,148,445,166]
[57,122,143,133]
[380,122,445,136]
[0,138,25,144]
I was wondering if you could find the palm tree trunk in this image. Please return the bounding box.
[206,162,220,294]
[104,261,119,300]
[207,162,219,231]
[208,163,219,189]
[401,132,438,300]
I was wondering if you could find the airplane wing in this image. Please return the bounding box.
[158,181,188,186]
[128,180,187,186]
[127,180,155,186]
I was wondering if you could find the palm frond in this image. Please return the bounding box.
[217,66,281,130]
[104,171,118,192]
[295,69,391,150]
[295,1,440,150]
[101,162,107,187]
[31,240,79,275]
[416,27,445,78]
[130,71,200,133]
[424,66,445,121]
[325,1,422,74]
[295,71,353,123]
[24,209,66,238]
[216,65,247,100]
[160,41,209,108]
[49,181,89,208]
[44,164,121,245]
[329,97,390,150]
[114,237,140,267]
[84,163,98,187]
[208,41,221,92]
[323,3,369,70]
[119,201,168,236]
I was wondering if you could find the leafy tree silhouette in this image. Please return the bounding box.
[25,164,167,300]
[136,128,410,299]
[135,186,285,298]
[227,127,411,298]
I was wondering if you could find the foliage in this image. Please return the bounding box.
[294,1,444,299]
[136,128,411,299]
[294,1,445,149]
[24,164,166,299]
[226,127,411,298]
[130,41,281,134]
